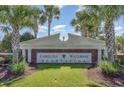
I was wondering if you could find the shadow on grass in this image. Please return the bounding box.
[36,64,94,70]
[86,83,101,87]
[0,77,23,87]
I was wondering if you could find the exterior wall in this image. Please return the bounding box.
[31,49,98,64]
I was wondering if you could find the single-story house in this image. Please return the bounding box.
[20,33,106,64]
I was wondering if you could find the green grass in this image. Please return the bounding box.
[0,64,100,87]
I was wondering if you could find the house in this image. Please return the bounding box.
[20,33,106,64]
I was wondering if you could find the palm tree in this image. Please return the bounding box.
[0,32,35,53]
[85,5,124,61]
[116,35,124,53]
[71,11,89,37]
[71,10,101,38]
[40,5,60,36]
[0,33,12,52]
[28,6,40,38]
[0,5,40,63]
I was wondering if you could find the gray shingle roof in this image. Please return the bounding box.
[20,33,105,49]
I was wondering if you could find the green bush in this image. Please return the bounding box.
[98,60,122,76]
[8,60,28,74]
[0,57,4,64]
[117,55,124,65]
[18,55,24,62]
[5,55,13,64]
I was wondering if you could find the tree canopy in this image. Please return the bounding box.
[0,5,40,62]
[40,5,60,36]
[0,32,35,52]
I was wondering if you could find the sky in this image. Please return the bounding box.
[0,5,124,40]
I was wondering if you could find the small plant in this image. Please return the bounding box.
[8,59,28,75]
[98,60,122,76]
[5,55,13,64]
[117,55,124,65]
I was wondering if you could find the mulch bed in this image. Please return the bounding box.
[87,67,124,87]
[0,64,37,81]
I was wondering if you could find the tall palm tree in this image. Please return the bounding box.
[71,10,101,38]
[0,5,40,63]
[40,5,60,36]
[85,5,124,61]
[28,6,40,38]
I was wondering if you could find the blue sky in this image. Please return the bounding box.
[36,5,81,38]
[0,5,124,40]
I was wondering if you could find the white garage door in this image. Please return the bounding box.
[36,53,92,63]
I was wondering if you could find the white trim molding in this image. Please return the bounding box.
[22,49,26,60]
[28,49,31,63]
[0,53,13,55]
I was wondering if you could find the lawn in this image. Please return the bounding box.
[0,64,100,87]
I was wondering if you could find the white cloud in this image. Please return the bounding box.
[115,30,124,36]
[115,26,124,36]
[115,26,123,31]
[67,29,81,36]
[0,24,8,28]
[52,25,66,32]
[38,25,47,32]
[76,5,85,12]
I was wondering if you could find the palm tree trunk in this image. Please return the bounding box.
[81,27,85,37]
[48,23,51,36]
[85,27,89,37]
[82,26,88,37]
[34,32,37,38]
[11,30,20,63]
[105,21,116,61]
[122,42,124,52]
[34,23,38,38]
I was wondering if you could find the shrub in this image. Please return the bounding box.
[117,55,124,65]
[98,60,122,76]
[5,55,13,64]
[0,57,4,64]
[8,59,28,75]
[18,55,24,62]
